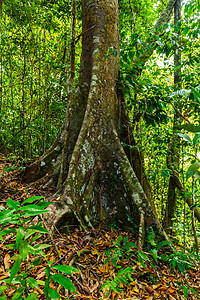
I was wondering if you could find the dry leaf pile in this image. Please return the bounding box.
[0,156,200,299]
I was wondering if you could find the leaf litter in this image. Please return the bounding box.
[0,156,200,299]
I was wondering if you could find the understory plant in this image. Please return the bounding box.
[102,232,199,299]
[0,196,79,300]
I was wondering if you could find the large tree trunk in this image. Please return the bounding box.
[23,0,169,242]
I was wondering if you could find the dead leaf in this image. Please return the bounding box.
[4,254,11,269]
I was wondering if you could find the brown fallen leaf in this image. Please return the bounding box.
[145,285,154,294]
[4,253,11,270]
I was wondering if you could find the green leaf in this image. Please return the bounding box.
[169,89,191,99]
[50,274,77,293]
[22,196,44,205]
[0,210,20,225]
[150,249,158,263]
[180,286,188,299]
[26,294,37,300]
[124,242,137,249]
[11,287,25,300]
[0,228,16,241]
[19,240,30,260]
[193,133,200,146]
[0,286,8,296]
[0,296,7,300]
[177,133,192,144]
[52,265,79,275]
[27,225,49,234]
[186,162,200,180]
[33,243,51,250]
[177,263,185,275]
[7,199,18,210]
[3,167,13,172]
[190,288,198,296]
[138,251,149,262]
[22,210,50,217]
[174,124,200,133]
[117,236,123,242]
[29,234,42,244]
[10,257,22,283]
[31,258,41,266]
[192,87,200,100]
[16,227,25,247]
[48,288,61,299]
[27,277,39,289]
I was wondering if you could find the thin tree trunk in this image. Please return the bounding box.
[163,0,181,232]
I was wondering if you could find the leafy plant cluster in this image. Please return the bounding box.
[102,232,199,299]
[0,196,79,300]
[0,0,82,157]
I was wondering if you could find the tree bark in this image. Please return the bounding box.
[163,0,181,232]
[22,0,172,243]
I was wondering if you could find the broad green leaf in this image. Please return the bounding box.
[177,133,192,144]
[25,226,49,240]
[138,251,149,262]
[50,274,77,293]
[150,249,158,263]
[16,227,25,247]
[33,244,51,250]
[0,210,19,224]
[194,170,200,179]
[28,249,45,258]
[157,241,171,250]
[190,288,198,296]
[3,167,13,172]
[48,288,60,299]
[19,240,30,260]
[0,286,8,296]
[117,236,123,242]
[0,228,16,241]
[31,257,41,266]
[180,286,188,299]
[174,124,200,133]
[7,199,18,210]
[26,294,37,300]
[10,258,22,283]
[22,196,44,205]
[177,263,185,275]
[192,87,200,100]
[22,210,50,217]
[124,242,137,250]
[7,244,17,250]
[11,287,25,300]
[193,133,200,146]
[52,265,79,275]
[186,162,200,180]
[27,277,39,289]
[0,296,7,300]
[169,89,191,99]
[29,234,42,244]
[27,225,49,234]
[19,204,46,211]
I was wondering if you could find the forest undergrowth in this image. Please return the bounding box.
[0,155,200,300]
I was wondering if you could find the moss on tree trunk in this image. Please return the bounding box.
[23,0,170,243]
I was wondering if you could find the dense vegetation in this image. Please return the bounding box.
[0,0,200,298]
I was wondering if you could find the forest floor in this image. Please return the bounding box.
[0,155,200,300]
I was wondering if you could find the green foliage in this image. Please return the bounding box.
[0,197,78,299]
[101,266,135,297]
[103,232,199,298]
[104,235,137,268]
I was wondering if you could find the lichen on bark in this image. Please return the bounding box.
[23,0,170,244]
